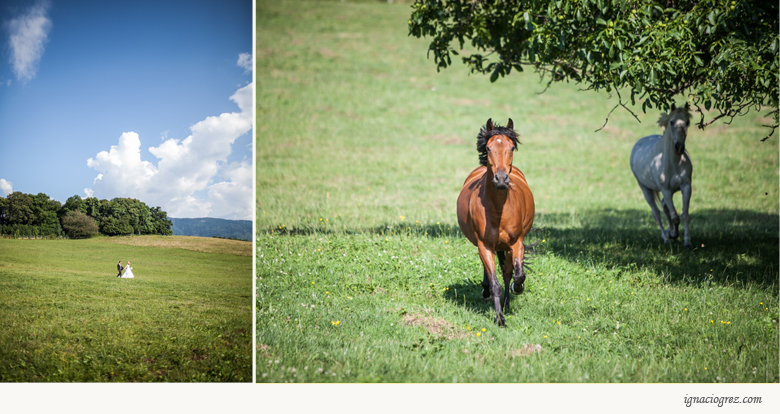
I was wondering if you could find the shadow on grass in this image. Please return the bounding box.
[261,208,778,289]
[440,208,778,320]
[259,221,463,238]
[533,208,778,288]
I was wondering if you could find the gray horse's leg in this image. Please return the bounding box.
[662,202,679,239]
[639,184,668,242]
[681,183,692,248]
[661,190,680,239]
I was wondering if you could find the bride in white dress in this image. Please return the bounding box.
[120,262,135,278]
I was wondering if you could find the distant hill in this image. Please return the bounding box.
[170,217,252,241]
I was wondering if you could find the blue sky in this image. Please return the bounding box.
[0,0,253,219]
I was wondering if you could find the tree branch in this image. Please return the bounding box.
[760,125,777,142]
[595,89,640,132]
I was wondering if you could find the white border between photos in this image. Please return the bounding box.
[251,0,257,386]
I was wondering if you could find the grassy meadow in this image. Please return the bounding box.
[257,0,779,383]
[0,236,252,382]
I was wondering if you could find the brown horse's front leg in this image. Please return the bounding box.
[498,251,513,311]
[510,241,526,295]
[477,243,505,327]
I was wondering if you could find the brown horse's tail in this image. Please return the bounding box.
[522,227,542,272]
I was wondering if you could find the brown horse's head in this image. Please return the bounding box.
[477,118,519,190]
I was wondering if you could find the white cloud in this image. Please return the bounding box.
[208,161,252,220]
[0,178,13,196]
[237,52,252,74]
[85,83,254,220]
[5,1,52,83]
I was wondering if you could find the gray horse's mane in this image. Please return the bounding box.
[657,105,692,128]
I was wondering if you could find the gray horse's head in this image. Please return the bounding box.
[658,103,691,155]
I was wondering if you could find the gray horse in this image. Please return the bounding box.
[630,103,693,248]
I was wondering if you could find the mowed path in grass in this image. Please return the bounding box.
[257,1,778,383]
[0,236,252,382]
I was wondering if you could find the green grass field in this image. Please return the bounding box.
[0,236,252,382]
[257,0,779,383]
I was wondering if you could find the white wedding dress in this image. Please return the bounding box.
[120,266,135,278]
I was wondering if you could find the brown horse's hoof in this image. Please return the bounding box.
[510,281,524,295]
[481,289,491,301]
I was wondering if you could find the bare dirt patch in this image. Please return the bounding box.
[599,125,630,137]
[318,48,338,58]
[257,344,271,358]
[105,236,251,256]
[188,348,208,362]
[402,313,470,339]
[510,344,543,358]
[424,134,467,145]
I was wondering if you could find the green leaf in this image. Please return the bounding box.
[616,38,623,50]
[694,55,703,66]
[634,77,643,92]
[704,100,712,111]
[490,68,499,83]
[597,18,607,26]
[708,11,716,26]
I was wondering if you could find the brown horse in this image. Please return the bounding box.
[457,118,535,327]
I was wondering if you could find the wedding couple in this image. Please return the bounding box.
[117,260,135,278]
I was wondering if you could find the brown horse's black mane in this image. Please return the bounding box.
[476,121,520,167]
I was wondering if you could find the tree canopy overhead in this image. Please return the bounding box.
[409,0,778,140]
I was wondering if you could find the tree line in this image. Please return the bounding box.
[0,192,173,239]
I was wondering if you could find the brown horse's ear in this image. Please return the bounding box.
[486,118,493,131]
[671,103,676,111]
[507,118,513,130]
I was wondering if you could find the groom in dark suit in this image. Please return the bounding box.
[117,260,124,277]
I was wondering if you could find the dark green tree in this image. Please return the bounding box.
[151,206,174,236]
[0,192,35,225]
[60,195,87,218]
[2,192,172,237]
[39,210,62,237]
[61,211,99,239]
[83,197,101,218]
[409,0,778,139]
